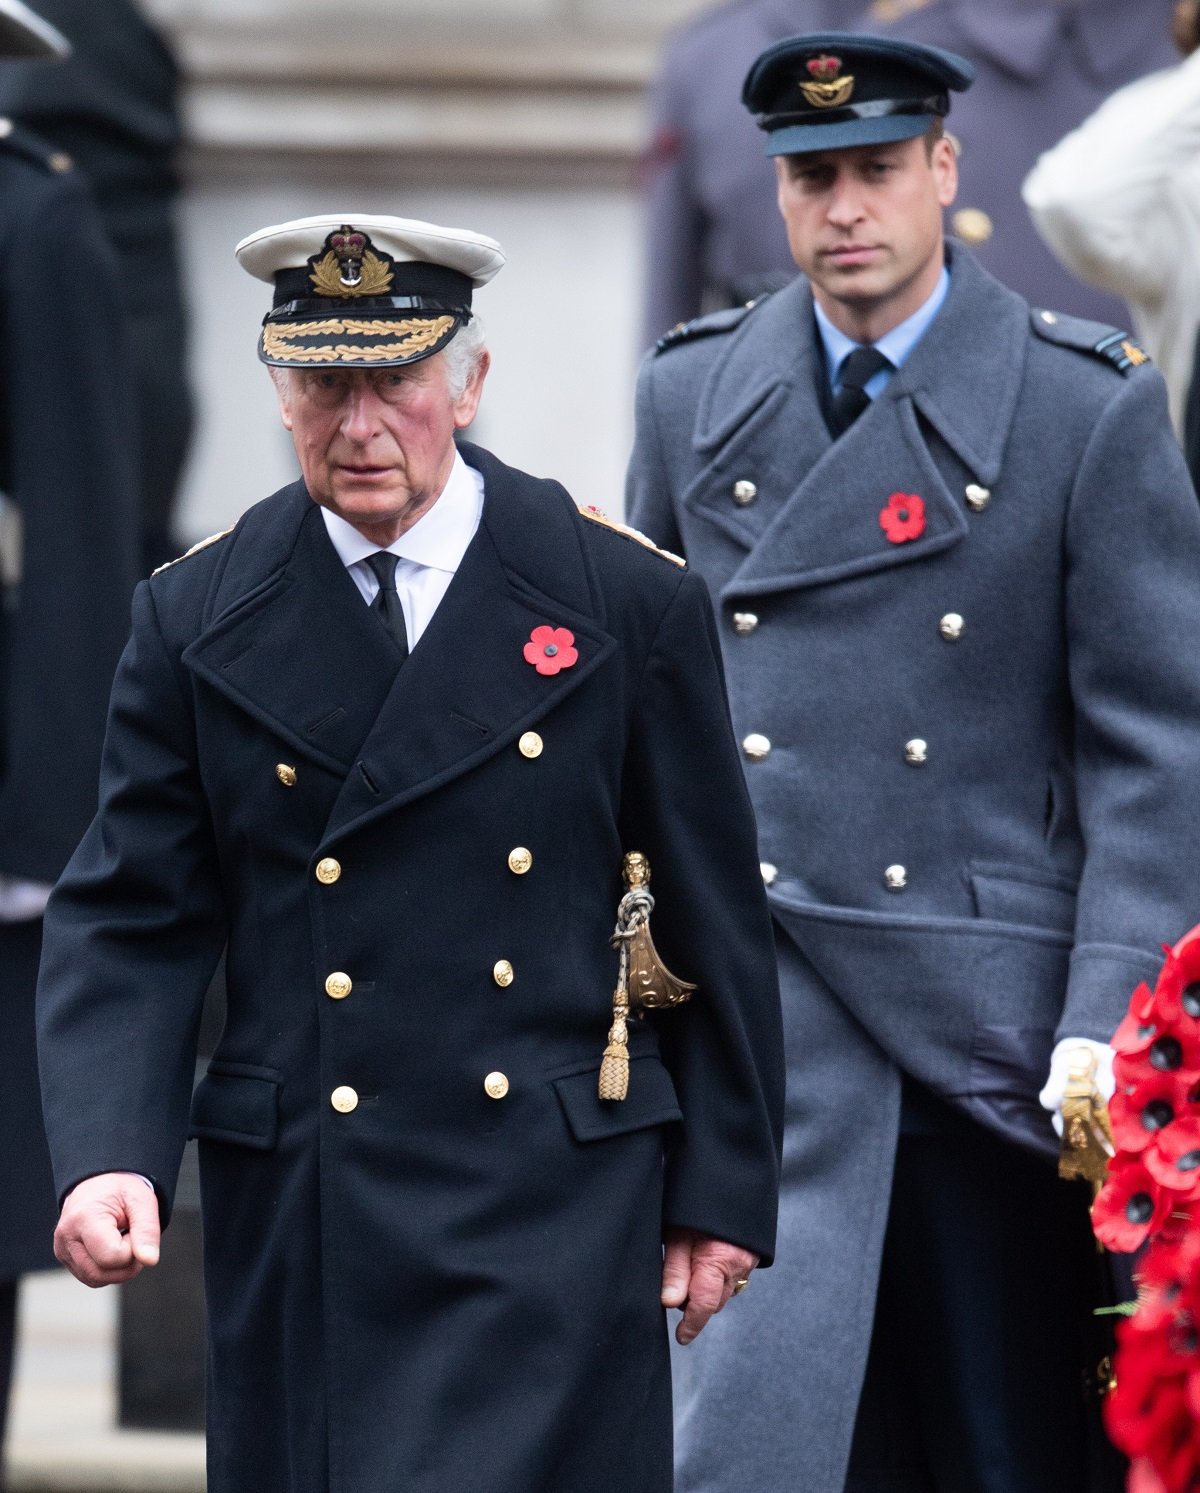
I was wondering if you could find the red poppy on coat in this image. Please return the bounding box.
[523,625,578,676]
[1111,1072,1187,1155]
[1093,1157,1173,1251]
[878,492,926,544]
[1146,1118,1200,1195]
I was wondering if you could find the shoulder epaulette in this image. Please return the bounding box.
[654,296,768,355]
[0,118,75,176]
[578,506,686,568]
[1030,308,1151,375]
[152,526,234,577]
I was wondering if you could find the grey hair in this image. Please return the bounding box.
[267,313,486,400]
[441,314,487,399]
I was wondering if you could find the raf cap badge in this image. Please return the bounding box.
[801,55,854,109]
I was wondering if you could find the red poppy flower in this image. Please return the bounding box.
[878,492,926,544]
[523,625,578,677]
[1093,1158,1173,1251]
[1112,1072,1188,1155]
[1117,1030,1200,1096]
[1147,1118,1200,1195]
[1157,926,1200,1030]
[1114,982,1161,1055]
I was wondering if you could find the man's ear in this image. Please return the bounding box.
[271,368,294,432]
[932,134,958,209]
[453,349,491,431]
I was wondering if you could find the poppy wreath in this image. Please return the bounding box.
[1093,923,1200,1492]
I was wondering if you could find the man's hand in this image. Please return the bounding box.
[1039,1037,1116,1137]
[661,1226,758,1346]
[54,1172,162,1287]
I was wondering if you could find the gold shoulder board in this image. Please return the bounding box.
[152,526,234,576]
[579,506,685,568]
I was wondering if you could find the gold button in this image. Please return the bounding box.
[904,739,928,766]
[484,1071,510,1100]
[964,484,991,512]
[325,972,352,1000]
[493,960,514,988]
[760,862,778,886]
[48,151,73,174]
[331,1085,359,1113]
[518,731,543,759]
[315,857,341,885]
[884,865,908,891]
[508,847,533,875]
[939,612,965,642]
[952,207,993,246]
[732,480,758,506]
[276,763,297,787]
[1040,310,1058,326]
[742,733,772,762]
[733,612,759,635]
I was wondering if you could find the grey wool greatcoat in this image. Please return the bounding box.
[626,244,1200,1492]
[36,442,784,1493]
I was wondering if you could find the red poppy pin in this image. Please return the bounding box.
[879,492,926,544]
[524,625,578,676]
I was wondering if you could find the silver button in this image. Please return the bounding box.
[0,119,12,140]
[939,612,965,642]
[904,739,928,766]
[965,484,991,512]
[331,1086,359,1113]
[742,733,772,762]
[884,865,908,891]
[759,862,778,886]
[1040,310,1058,325]
[733,612,759,636]
[732,480,758,507]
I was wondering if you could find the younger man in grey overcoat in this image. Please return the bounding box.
[628,31,1200,1493]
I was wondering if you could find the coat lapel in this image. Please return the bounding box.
[183,495,403,774]
[323,445,615,843]
[697,249,1026,601]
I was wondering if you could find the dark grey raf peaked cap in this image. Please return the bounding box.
[743,31,974,157]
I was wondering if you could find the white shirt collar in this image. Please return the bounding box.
[319,450,483,576]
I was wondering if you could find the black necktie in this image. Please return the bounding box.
[830,345,893,436]
[364,551,409,660]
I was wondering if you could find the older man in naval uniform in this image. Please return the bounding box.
[628,31,1200,1493]
[35,214,784,1493]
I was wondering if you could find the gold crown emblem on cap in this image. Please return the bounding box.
[800,54,855,109]
[307,224,395,298]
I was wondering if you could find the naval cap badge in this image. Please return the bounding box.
[307,223,396,299]
[801,54,855,109]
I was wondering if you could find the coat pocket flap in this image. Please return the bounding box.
[969,862,1078,935]
[554,1057,683,1143]
[188,1063,280,1149]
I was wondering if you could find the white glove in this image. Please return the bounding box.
[1039,1037,1116,1138]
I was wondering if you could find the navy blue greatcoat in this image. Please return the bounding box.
[626,245,1200,1491]
[36,442,783,1493]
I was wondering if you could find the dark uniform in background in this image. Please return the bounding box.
[0,0,191,571]
[36,214,784,1493]
[629,32,1200,1493]
[640,0,1180,347]
[0,0,138,1461]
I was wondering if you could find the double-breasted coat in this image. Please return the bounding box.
[36,442,784,1493]
[0,122,137,1282]
[626,245,1200,1490]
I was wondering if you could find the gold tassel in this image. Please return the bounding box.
[598,1004,630,1101]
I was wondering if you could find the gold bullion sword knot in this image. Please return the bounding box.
[598,852,697,1101]
[1058,1046,1114,1194]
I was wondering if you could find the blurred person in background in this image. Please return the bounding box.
[1023,1,1200,483]
[0,0,192,572]
[0,0,138,1474]
[640,0,1180,348]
